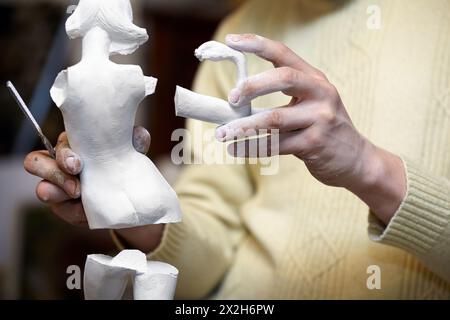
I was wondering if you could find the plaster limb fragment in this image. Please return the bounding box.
[51,0,182,229]
[175,41,261,125]
[84,250,178,300]
[194,41,247,84]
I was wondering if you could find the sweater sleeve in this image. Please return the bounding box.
[368,158,450,282]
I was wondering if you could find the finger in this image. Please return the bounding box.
[225,33,326,79]
[228,67,320,107]
[36,180,71,203]
[133,126,151,154]
[24,150,81,199]
[216,104,315,142]
[227,131,299,157]
[51,201,88,227]
[55,132,83,175]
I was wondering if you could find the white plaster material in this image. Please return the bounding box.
[84,250,178,300]
[175,41,259,125]
[195,41,247,84]
[50,0,182,229]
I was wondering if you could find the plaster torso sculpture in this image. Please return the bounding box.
[50,0,182,229]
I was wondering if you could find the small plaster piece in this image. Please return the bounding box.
[84,250,178,300]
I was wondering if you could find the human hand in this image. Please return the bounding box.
[216,34,406,224]
[24,126,163,252]
[24,126,151,226]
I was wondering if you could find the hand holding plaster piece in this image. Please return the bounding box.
[175,41,263,125]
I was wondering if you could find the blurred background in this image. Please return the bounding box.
[0,0,241,299]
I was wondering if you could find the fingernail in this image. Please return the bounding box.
[65,156,77,173]
[226,34,241,42]
[229,88,240,104]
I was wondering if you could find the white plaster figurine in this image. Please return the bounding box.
[175,41,262,125]
[50,0,182,229]
[84,250,178,300]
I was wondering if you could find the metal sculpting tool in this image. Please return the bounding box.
[6,81,56,159]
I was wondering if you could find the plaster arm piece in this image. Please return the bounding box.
[175,86,256,125]
[175,41,258,125]
[84,250,178,300]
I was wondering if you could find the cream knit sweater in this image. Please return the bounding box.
[117,0,450,299]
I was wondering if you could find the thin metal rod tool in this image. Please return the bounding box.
[6,81,56,159]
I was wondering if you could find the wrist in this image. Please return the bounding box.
[115,224,165,254]
[347,140,407,225]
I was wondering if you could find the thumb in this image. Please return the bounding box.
[133,126,151,154]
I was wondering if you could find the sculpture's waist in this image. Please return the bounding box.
[70,142,136,162]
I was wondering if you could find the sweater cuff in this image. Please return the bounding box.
[148,219,187,262]
[109,224,182,260]
[368,158,450,255]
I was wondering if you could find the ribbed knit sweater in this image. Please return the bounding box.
[116,0,450,299]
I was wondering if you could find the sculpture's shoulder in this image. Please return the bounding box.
[50,64,84,108]
[50,69,68,108]
[115,64,157,97]
[112,64,143,85]
[49,63,157,109]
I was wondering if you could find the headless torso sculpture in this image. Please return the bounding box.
[50,0,180,299]
[51,0,181,229]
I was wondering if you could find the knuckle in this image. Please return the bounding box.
[317,106,336,123]
[56,147,69,161]
[275,40,289,55]
[314,70,328,81]
[51,169,67,186]
[57,132,68,145]
[240,78,255,97]
[56,133,70,151]
[321,82,340,102]
[279,67,298,85]
[305,129,324,147]
[266,110,284,128]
